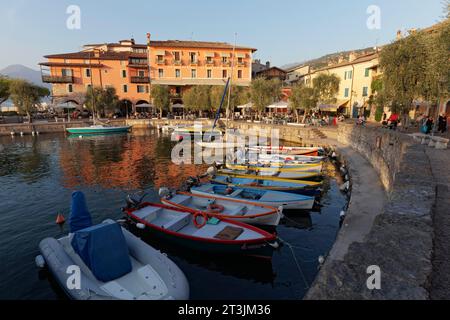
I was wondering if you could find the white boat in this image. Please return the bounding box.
[191,184,316,210]
[161,192,282,226]
[37,192,189,300]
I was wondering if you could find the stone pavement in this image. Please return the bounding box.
[427,147,450,300]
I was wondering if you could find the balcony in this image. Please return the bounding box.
[222,61,231,67]
[131,76,150,83]
[156,59,166,65]
[237,62,246,67]
[205,60,215,66]
[42,75,74,83]
[173,60,182,66]
[190,60,199,66]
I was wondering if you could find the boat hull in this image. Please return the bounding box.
[66,126,132,134]
[125,204,278,259]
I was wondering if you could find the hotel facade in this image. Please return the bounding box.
[287,52,380,118]
[40,35,256,114]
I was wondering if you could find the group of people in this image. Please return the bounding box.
[418,114,448,134]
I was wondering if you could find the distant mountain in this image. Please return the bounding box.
[0,64,50,89]
[281,47,377,71]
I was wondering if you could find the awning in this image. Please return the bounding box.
[237,103,253,109]
[220,53,231,58]
[267,101,289,109]
[155,50,165,56]
[54,102,79,109]
[172,103,184,109]
[236,53,246,58]
[205,52,215,58]
[135,103,153,109]
[318,105,338,112]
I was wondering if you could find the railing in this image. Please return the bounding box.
[130,76,150,83]
[205,60,215,66]
[173,60,182,66]
[190,60,198,65]
[42,75,74,83]
[156,59,166,65]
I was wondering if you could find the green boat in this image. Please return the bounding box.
[66,125,132,135]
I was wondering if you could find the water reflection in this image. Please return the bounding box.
[0,136,51,183]
[59,130,208,190]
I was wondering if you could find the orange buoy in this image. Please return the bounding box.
[56,214,66,226]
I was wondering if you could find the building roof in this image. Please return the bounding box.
[314,52,379,73]
[255,66,287,75]
[44,51,147,60]
[149,40,257,52]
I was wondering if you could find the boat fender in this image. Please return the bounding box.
[136,223,146,230]
[268,241,280,249]
[340,181,350,192]
[278,206,284,216]
[340,210,346,218]
[193,212,208,229]
[318,256,325,265]
[35,255,46,268]
[207,204,225,214]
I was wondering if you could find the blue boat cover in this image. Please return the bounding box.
[69,191,93,233]
[71,222,132,282]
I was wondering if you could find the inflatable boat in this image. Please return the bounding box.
[37,192,189,300]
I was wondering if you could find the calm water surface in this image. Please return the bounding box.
[0,129,347,300]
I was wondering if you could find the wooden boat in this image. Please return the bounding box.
[161,192,282,226]
[37,191,189,300]
[247,146,322,156]
[219,168,322,180]
[257,154,325,163]
[124,202,278,258]
[211,174,322,196]
[191,184,316,210]
[66,125,131,135]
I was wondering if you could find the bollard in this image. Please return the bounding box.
[20,132,24,136]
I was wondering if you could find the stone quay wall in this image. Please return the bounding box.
[307,124,436,300]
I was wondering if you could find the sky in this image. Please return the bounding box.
[0,0,446,70]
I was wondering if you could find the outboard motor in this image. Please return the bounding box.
[124,192,147,210]
[180,176,200,192]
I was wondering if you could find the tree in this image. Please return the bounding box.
[9,79,50,123]
[210,85,250,117]
[151,85,170,118]
[250,78,281,119]
[380,31,429,125]
[289,84,318,123]
[312,73,340,105]
[83,86,119,117]
[183,86,211,117]
[0,76,10,106]
[368,76,388,122]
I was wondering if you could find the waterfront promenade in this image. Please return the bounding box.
[2,118,449,299]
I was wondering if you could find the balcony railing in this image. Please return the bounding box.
[42,75,74,83]
[237,62,246,67]
[222,61,231,67]
[156,59,166,65]
[205,60,214,66]
[173,60,182,66]
[190,60,198,65]
[130,76,150,83]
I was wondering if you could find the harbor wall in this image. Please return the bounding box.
[306,124,436,300]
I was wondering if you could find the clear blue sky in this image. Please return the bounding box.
[0,0,445,70]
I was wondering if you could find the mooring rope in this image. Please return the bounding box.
[278,236,311,289]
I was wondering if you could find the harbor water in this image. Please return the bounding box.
[0,129,347,300]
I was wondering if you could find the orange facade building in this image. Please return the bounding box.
[40,36,256,114]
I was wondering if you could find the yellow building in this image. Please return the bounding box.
[290,52,379,117]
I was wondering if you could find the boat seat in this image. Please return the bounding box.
[161,212,191,232]
[230,190,244,197]
[227,205,247,216]
[135,206,160,221]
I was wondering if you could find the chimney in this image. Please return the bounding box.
[348,52,357,62]
[131,38,135,45]
[146,33,151,46]
[396,30,402,40]
[338,55,346,64]
[94,49,100,58]
[266,61,270,69]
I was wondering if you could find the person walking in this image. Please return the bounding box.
[425,117,434,134]
[438,114,447,134]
